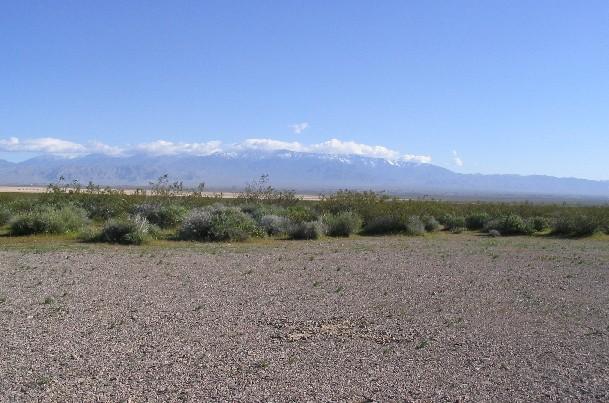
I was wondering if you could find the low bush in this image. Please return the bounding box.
[259,214,289,236]
[283,205,319,223]
[287,220,325,240]
[361,214,425,236]
[98,215,151,244]
[529,216,550,232]
[82,198,128,220]
[362,215,403,235]
[178,205,261,242]
[132,203,187,228]
[465,212,490,230]
[422,215,441,232]
[403,216,425,236]
[241,203,285,222]
[323,211,362,237]
[551,214,601,237]
[439,214,466,231]
[484,214,533,235]
[0,206,12,226]
[9,206,88,236]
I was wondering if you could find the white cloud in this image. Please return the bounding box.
[452,150,464,167]
[235,138,431,163]
[0,136,432,163]
[0,137,87,155]
[236,138,305,153]
[88,141,125,156]
[309,139,400,160]
[135,140,222,156]
[289,122,309,134]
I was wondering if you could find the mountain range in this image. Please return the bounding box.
[0,151,608,200]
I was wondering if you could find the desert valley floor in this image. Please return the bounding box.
[1,235,608,401]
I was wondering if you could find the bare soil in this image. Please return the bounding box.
[1,235,608,401]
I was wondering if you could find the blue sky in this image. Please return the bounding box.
[1,1,608,179]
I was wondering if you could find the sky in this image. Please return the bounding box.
[1,1,608,179]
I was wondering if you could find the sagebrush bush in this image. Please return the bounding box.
[422,215,440,232]
[241,203,285,222]
[287,220,325,240]
[551,214,601,237]
[403,216,425,236]
[465,212,490,230]
[10,205,88,236]
[439,214,466,231]
[178,205,261,242]
[98,215,151,244]
[0,206,12,226]
[259,214,289,236]
[362,215,404,235]
[484,214,533,236]
[132,203,187,228]
[323,211,362,237]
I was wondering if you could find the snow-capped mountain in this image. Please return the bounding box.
[0,150,608,199]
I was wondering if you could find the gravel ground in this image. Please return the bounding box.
[1,235,609,401]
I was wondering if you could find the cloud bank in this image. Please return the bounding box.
[0,136,431,163]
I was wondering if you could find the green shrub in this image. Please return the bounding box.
[551,215,601,237]
[99,215,151,244]
[362,215,403,235]
[361,214,425,236]
[178,205,261,242]
[485,214,533,236]
[287,220,325,240]
[0,206,12,226]
[283,205,319,223]
[439,214,466,231]
[323,211,362,237]
[529,216,550,232]
[9,206,88,236]
[421,215,440,232]
[132,203,187,228]
[259,214,289,236]
[465,212,490,230]
[78,194,130,220]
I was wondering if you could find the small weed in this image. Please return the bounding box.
[0,295,6,304]
[108,319,124,330]
[335,286,344,293]
[36,376,51,387]
[415,339,429,349]
[42,296,55,305]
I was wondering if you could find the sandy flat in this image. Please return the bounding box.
[1,235,608,400]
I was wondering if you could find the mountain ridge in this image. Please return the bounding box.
[0,151,607,199]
